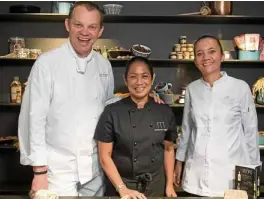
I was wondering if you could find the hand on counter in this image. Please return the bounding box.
[166,184,177,197]
[174,160,183,187]
[29,174,48,198]
[119,186,147,199]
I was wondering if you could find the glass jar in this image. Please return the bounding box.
[173,44,181,52]
[180,44,187,52]
[30,49,42,59]
[17,48,29,58]
[187,47,194,52]
[179,36,187,44]
[177,52,183,60]
[224,51,232,60]
[8,37,25,54]
[169,52,177,59]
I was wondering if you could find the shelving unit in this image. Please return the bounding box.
[1,57,264,67]
[0,13,264,24]
[1,4,264,195]
[0,145,17,150]
[1,102,264,109]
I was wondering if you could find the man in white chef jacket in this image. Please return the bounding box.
[18,1,114,197]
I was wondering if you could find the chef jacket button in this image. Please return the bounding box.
[148,108,151,111]
[152,142,155,147]
[134,142,137,146]
[131,109,135,113]
[133,124,136,128]
[133,158,137,163]
[150,124,153,127]
[151,158,155,162]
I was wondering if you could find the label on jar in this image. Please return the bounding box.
[9,37,25,54]
[179,36,187,44]
[173,46,181,52]
[17,48,29,58]
[187,47,194,52]
[11,86,21,103]
[181,47,187,52]
[183,52,190,56]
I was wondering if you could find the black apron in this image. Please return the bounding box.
[105,166,165,197]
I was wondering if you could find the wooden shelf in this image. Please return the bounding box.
[170,103,184,108]
[0,102,20,106]
[1,58,264,68]
[256,104,264,108]
[1,102,264,109]
[0,13,264,24]
[0,144,17,150]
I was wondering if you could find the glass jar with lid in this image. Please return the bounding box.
[17,48,29,58]
[169,52,177,59]
[173,44,181,52]
[8,37,25,54]
[30,49,42,59]
[179,36,187,44]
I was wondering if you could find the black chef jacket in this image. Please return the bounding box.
[94,96,178,195]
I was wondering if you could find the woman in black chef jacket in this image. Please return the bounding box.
[94,56,178,199]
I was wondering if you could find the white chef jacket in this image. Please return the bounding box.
[18,39,114,184]
[176,71,260,197]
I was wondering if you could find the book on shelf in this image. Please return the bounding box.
[235,163,262,199]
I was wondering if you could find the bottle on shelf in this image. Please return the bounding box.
[10,76,22,104]
[22,80,28,97]
[97,46,101,54]
[238,171,241,181]
[102,46,108,58]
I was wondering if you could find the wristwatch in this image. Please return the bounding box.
[34,170,48,175]
[116,183,126,192]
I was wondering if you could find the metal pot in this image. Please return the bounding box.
[209,1,232,15]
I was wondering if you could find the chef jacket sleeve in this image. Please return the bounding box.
[176,87,192,162]
[241,84,260,165]
[94,106,114,143]
[164,107,178,142]
[18,59,52,166]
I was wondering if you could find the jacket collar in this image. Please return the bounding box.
[200,71,228,87]
[66,38,94,74]
[122,96,155,110]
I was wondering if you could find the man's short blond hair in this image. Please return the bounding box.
[68,1,104,27]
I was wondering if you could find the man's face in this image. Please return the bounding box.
[65,5,104,57]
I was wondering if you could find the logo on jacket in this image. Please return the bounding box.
[155,122,167,131]
[99,73,108,77]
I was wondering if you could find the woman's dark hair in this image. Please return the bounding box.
[124,56,154,80]
[194,35,223,55]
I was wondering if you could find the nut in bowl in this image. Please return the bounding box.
[103,4,123,15]
[132,44,151,58]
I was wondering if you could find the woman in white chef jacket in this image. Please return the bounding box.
[174,35,260,197]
